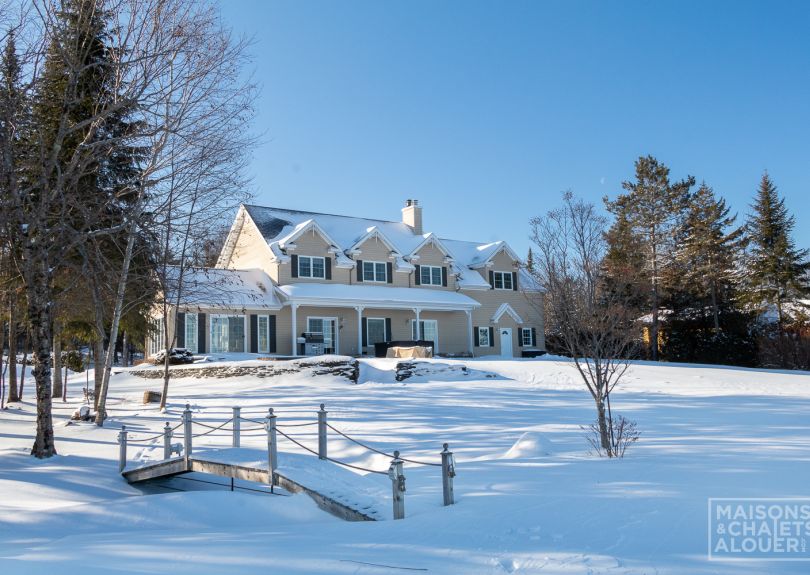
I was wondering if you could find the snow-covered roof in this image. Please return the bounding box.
[241,204,538,291]
[162,267,282,310]
[277,283,481,311]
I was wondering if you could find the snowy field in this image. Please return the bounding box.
[1,356,810,574]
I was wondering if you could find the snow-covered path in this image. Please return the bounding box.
[1,357,809,573]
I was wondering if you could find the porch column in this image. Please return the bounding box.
[355,306,364,356]
[413,308,421,340]
[466,310,473,355]
[291,303,299,356]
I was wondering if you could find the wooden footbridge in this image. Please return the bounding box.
[119,404,456,522]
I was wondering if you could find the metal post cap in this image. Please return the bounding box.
[319,403,325,410]
[393,450,400,458]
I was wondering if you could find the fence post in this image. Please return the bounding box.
[441,443,455,506]
[117,425,128,472]
[388,451,406,520]
[183,404,192,466]
[232,406,241,448]
[163,422,172,460]
[265,408,278,489]
[317,403,327,460]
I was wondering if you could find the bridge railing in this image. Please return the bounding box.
[118,403,456,519]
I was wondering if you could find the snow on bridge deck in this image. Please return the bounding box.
[122,448,385,522]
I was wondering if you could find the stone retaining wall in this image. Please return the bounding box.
[125,358,359,383]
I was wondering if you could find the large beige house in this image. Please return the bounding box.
[147,200,545,358]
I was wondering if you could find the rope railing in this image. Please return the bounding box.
[275,427,387,476]
[325,422,442,467]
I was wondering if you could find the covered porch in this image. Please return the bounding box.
[277,284,481,357]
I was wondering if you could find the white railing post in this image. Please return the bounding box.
[118,425,128,472]
[317,403,327,460]
[163,422,173,459]
[441,443,455,506]
[265,408,278,488]
[183,404,192,466]
[232,406,241,448]
[388,451,406,520]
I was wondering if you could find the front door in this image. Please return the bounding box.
[499,327,513,358]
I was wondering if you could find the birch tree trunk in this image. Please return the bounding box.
[52,322,62,400]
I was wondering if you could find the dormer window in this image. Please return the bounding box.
[363,261,387,283]
[299,256,325,279]
[493,270,513,290]
[420,265,443,286]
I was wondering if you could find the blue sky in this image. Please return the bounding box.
[219,0,810,257]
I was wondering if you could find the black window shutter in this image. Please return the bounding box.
[356,260,364,282]
[197,313,206,353]
[531,327,537,347]
[250,314,258,353]
[414,265,421,285]
[518,328,523,347]
[325,257,332,280]
[474,326,480,347]
[386,262,393,283]
[361,318,368,347]
[442,267,448,287]
[489,270,495,289]
[269,315,277,353]
[513,271,518,291]
[291,254,299,278]
[488,327,495,347]
[385,318,392,342]
[176,312,185,348]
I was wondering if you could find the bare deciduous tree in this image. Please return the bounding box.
[530,191,640,457]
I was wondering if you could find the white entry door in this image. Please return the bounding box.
[499,327,513,358]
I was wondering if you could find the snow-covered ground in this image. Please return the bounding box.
[1,356,809,574]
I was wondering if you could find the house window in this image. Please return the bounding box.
[412,319,438,352]
[363,261,387,282]
[185,313,198,353]
[210,315,245,353]
[299,256,325,279]
[521,327,533,347]
[493,271,513,290]
[258,315,269,353]
[478,326,490,347]
[366,318,386,347]
[420,265,443,286]
[307,317,337,353]
[149,317,164,356]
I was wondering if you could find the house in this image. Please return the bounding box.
[147,200,545,358]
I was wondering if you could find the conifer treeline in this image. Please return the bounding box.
[594,156,809,368]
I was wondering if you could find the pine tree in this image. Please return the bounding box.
[743,172,809,330]
[605,156,695,360]
[676,182,745,330]
[525,248,534,273]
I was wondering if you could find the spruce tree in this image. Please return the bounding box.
[605,155,695,360]
[526,248,534,273]
[743,172,809,330]
[676,182,744,331]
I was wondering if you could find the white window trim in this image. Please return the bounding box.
[521,327,533,347]
[185,313,198,353]
[257,314,270,354]
[209,314,247,354]
[363,260,387,283]
[478,326,491,348]
[493,270,513,290]
[306,316,339,353]
[420,265,443,286]
[365,317,386,347]
[298,255,326,279]
[149,316,164,356]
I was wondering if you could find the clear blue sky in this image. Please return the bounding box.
[218,0,810,257]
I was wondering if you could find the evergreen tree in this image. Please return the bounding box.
[525,247,534,273]
[605,155,695,360]
[675,182,745,330]
[743,172,809,330]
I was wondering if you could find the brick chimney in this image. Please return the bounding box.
[402,199,423,235]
